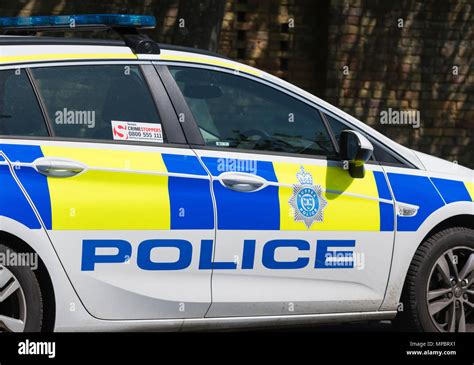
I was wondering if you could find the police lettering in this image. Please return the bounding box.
[81,239,356,271]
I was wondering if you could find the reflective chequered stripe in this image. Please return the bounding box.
[202,157,393,231]
[273,162,382,231]
[1,141,471,232]
[42,146,171,230]
[0,143,214,230]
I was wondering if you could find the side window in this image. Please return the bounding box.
[325,113,402,165]
[0,69,49,137]
[324,114,347,147]
[31,65,166,143]
[169,66,336,157]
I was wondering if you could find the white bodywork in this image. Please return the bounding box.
[0,43,472,331]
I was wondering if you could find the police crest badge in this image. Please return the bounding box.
[289,166,328,228]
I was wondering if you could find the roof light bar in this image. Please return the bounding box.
[0,14,156,29]
[0,14,160,54]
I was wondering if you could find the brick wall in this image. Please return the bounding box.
[1,0,472,167]
[219,0,330,94]
[218,0,473,167]
[323,0,473,167]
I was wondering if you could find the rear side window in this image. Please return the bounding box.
[0,70,49,137]
[31,65,165,143]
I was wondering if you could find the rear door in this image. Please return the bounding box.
[0,62,214,320]
[162,64,396,317]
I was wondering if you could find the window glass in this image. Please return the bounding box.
[169,66,336,157]
[324,114,348,147]
[0,70,48,137]
[31,65,165,142]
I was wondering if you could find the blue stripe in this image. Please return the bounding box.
[373,171,392,200]
[373,171,394,231]
[0,143,42,163]
[388,173,444,232]
[161,153,207,176]
[430,177,472,204]
[0,163,41,229]
[202,157,280,230]
[167,177,214,229]
[162,154,214,229]
[379,202,394,231]
[0,144,52,229]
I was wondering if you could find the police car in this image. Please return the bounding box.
[0,14,472,333]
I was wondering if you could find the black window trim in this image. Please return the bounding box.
[139,64,186,144]
[25,68,55,137]
[154,64,205,145]
[320,111,340,154]
[0,134,193,150]
[0,61,188,146]
[156,61,416,169]
[190,143,334,162]
[190,144,384,166]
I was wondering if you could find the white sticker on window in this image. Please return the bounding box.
[111,121,163,143]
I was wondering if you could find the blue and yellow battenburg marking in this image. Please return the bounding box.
[387,173,472,231]
[0,143,214,230]
[1,143,472,232]
[41,146,215,230]
[0,144,50,229]
[203,157,393,231]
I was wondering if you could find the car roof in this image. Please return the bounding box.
[0,37,264,77]
[0,36,424,169]
[0,35,229,59]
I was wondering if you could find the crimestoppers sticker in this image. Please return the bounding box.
[111,120,164,143]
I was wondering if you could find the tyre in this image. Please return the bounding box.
[396,227,474,332]
[0,244,43,332]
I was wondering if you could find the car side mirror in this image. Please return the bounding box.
[339,130,373,178]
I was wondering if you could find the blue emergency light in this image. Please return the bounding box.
[0,14,160,54]
[0,14,156,29]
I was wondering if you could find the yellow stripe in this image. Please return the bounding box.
[273,163,380,231]
[0,53,137,63]
[42,146,170,230]
[465,181,474,201]
[159,54,262,76]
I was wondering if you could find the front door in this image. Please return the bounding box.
[166,64,396,317]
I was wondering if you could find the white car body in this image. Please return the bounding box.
[0,40,472,332]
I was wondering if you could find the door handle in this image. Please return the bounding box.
[219,172,267,192]
[33,157,86,178]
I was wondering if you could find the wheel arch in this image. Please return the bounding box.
[394,221,474,331]
[419,214,474,244]
[380,201,474,312]
[398,213,474,302]
[0,230,56,332]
